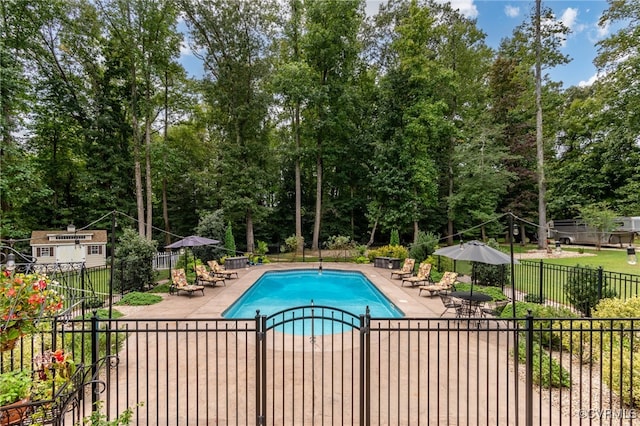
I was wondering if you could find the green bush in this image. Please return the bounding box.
[452,283,508,301]
[592,297,640,407]
[408,231,438,263]
[283,235,303,253]
[114,228,158,292]
[500,302,578,349]
[367,245,408,262]
[564,265,616,317]
[472,239,508,287]
[516,340,571,388]
[354,255,369,264]
[326,235,355,250]
[224,221,236,257]
[390,229,400,246]
[116,292,163,306]
[148,283,171,293]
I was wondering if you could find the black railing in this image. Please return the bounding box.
[515,260,640,309]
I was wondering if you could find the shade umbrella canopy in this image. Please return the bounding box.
[434,240,518,265]
[166,235,220,249]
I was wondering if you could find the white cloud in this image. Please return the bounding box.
[578,72,599,87]
[597,21,610,38]
[504,5,520,18]
[180,41,192,57]
[436,0,478,19]
[560,7,578,32]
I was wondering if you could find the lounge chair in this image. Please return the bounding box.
[170,268,205,296]
[401,262,432,287]
[207,260,239,279]
[418,271,459,297]
[195,264,226,287]
[390,258,416,279]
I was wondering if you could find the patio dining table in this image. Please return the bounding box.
[450,291,493,317]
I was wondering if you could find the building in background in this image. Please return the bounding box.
[30,225,107,267]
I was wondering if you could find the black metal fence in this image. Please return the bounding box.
[515,260,640,310]
[4,310,639,425]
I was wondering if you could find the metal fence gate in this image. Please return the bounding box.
[51,311,640,425]
[258,305,368,425]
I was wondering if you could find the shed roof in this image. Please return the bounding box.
[30,229,108,246]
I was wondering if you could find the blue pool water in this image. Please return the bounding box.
[222,269,403,334]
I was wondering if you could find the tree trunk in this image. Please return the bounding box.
[162,70,171,246]
[246,209,255,253]
[312,144,322,250]
[367,216,378,247]
[535,0,547,250]
[447,163,454,245]
[294,103,303,252]
[144,106,153,240]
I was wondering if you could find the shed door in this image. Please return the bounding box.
[56,244,85,263]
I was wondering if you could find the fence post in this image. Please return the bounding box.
[91,311,99,409]
[597,266,604,301]
[359,307,370,426]
[538,260,544,303]
[525,311,534,426]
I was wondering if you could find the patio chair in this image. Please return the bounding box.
[390,258,416,279]
[480,300,510,318]
[208,260,239,279]
[401,262,433,287]
[170,268,205,296]
[195,264,226,287]
[438,291,462,317]
[418,271,459,297]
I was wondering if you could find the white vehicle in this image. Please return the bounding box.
[548,217,637,246]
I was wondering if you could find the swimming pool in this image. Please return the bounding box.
[222,269,404,334]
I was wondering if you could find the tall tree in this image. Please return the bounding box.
[181,0,277,253]
[495,2,569,247]
[296,0,364,250]
[97,0,181,239]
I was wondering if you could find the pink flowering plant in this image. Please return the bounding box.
[0,271,64,351]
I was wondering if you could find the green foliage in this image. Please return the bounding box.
[78,401,138,425]
[224,221,236,256]
[354,256,369,264]
[367,245,409,262]
[471,239,508,287]
[451,283,508,301]
[194,209,226,261]
[115,292,163,306]
[389,229,400,246]
[516,340,571,388]
[0,369,32,405]
[408,231,438,263]
[524,293,544,304]
[283,235,303,253]
[114,229,158,293]
[564,265,616,317]
[254,240,269,256]
[326,235,355,250]
[148,283,171,293]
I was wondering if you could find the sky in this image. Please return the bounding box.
[180,0,614,89]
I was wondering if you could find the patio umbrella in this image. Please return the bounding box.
[433,240,518,295]
[434,240,518,266]
[166,236,221,271]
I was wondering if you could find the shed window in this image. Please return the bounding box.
[37,247,54,257]
[88,245,103,255]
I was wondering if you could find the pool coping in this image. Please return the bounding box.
[117,262,445,320]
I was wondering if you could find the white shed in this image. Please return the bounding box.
[30,225,108,268]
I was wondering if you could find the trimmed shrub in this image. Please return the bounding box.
[408,231,439,263]
[516,340,571,388]
[564,265,616,317]
[367,245,408,262]
[390,229,400,246]
[114,228,157,292]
